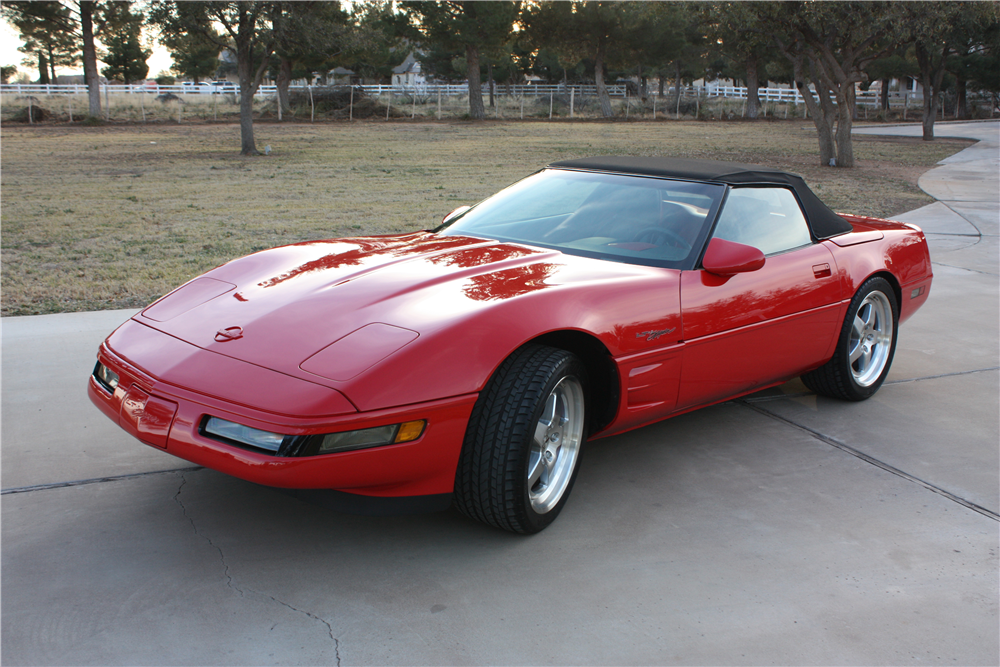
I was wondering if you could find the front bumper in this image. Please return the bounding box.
[89,340,477,499]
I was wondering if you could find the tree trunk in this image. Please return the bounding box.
[594,46,613,118]
[276,57,292,118]
[237,44,259,154]
[38,53,49,84]
[488,62,494,108]
[916,42,949,141]
[466,44,485,120]
[746,55,760,120]
[835,85,856,167]
[956,73,967,120]
[921,92,936,141]
[238,83,258,155]
[791,54,836,166]
[673,61,682,112]
[80,1,101,117]
[879,77,889,112]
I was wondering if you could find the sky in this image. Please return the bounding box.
[1,19,173,80]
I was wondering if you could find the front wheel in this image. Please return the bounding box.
[454,344,587,534]
[802,276,898,401]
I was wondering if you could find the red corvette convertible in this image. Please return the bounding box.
[89,157,932,533]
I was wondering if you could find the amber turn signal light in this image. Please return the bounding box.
[394,420,426,443]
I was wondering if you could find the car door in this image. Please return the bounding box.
[678,187,844,410]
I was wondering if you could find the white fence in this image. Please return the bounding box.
[1,81,929,108]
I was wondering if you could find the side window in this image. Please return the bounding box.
[712,188,812,256]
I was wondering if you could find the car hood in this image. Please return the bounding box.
[131,232,661,404]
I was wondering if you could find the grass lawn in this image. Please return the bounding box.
[0,119,969,316]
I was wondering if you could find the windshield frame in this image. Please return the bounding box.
[436,168,726,270]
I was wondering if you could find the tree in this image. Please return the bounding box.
[100,2,150,83]
[2,1,79,83]
[1,65,17,84]
[737,2,902,167]
[523,1,633,118]
[159,26,221,83]
[903,2,998,137]
[865,52,914,114]
[151,1,281,155]
[707,3,777,119]
[401,1,520,120]
[342,1,407,84]
[272,1,349,115]
[963,11,1000,108]
[1,1,105,115]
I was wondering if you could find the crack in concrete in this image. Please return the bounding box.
[172,473,244,597]
[247,588,341,666]
[1,466,204,495]
[171,474,341,663]
[739,400,1000,522]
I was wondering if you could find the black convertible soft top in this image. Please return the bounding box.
[548,156,852,240]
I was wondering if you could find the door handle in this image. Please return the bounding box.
[812,263,832,278]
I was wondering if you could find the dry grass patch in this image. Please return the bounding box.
[1,120,968,316]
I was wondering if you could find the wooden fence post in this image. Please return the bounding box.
[549,91,553,120]
[309,85,314,122]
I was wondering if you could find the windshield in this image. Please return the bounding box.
[438,168,725,268]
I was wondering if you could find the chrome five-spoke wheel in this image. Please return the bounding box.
[528,375,585,514]
[849,290,894,387]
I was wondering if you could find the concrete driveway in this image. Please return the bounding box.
[3,122,997,665]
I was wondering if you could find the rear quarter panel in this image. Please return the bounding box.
[829,215,933,324]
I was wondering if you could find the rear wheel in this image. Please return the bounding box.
[802,276,898,401]
[454,344,587,534]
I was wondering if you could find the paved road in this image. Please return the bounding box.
[3,122,997,665]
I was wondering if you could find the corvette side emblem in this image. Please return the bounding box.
[215,326,244,342]
[637,328,675,342]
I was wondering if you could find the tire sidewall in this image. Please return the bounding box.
[516,354,588,534]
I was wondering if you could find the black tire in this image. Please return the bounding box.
[454,344,588,534]
[802,276,899,401]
